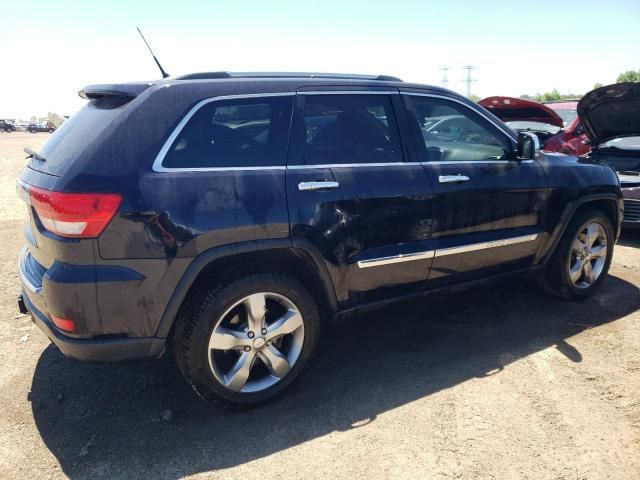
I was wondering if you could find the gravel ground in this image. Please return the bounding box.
[0,132,639,480]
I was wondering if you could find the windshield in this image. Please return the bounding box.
[33,97,129,176]
[506,121,561,134]
[552,108,577,127]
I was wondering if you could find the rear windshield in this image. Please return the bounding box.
[30,97,128,176]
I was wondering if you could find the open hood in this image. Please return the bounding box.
[578,82,640,146]
[479,96,564,128]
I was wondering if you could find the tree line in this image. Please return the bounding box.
[512,70,640,103]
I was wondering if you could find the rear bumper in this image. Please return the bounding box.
[20,292,165,362]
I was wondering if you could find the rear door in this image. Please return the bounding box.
[402,92,546,285]
[286,89,435,306]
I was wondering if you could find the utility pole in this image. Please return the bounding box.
[462,65,478,97]
[438,65,451,88]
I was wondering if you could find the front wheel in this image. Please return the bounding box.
[538,209,614,300]
[173,272,320,408]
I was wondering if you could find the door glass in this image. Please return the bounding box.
[162,96,293,168]
[294,94,403,165]
[408,96,510,162]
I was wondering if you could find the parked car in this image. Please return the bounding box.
[0,120,16,132]
[478,97,590,156]
[575,83,640,228]
[618,172,640,228]
[27,121,56,133]
[17,72,622,407]
[542,100,591,156]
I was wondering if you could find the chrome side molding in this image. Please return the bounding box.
[356,233,540,268]
[357,250,435,268]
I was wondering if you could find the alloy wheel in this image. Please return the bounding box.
[569,222,608,289]
[207,292,305,393]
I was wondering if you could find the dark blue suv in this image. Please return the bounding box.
[17,72,623,407]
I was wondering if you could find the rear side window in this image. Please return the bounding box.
[161,96,293,169]
[292,94,403,165]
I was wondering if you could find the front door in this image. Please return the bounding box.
[286,90,436,307]
[402,92,546,285]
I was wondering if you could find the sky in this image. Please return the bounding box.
[1,0,639,119]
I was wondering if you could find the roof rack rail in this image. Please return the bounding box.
[173,72,403,82]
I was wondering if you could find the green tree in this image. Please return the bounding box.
[617,70,640,83]
[467,94,481,103]
[593,82,603,89]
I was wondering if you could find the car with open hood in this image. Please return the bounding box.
[478,96,589,155]
[578,82,640,228]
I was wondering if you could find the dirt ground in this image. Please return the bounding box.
[0,131,639,480]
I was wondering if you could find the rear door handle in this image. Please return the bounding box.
[298,181,340,191]
[438,175,470,184]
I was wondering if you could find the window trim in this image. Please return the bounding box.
[152,92,295,173]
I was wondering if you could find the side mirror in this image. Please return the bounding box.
[517,132,540,160]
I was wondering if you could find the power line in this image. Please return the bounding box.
[438,65,451,88]
[462,65,478,97]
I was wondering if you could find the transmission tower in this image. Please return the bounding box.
[438,65,451,88]
[462,65,478,97]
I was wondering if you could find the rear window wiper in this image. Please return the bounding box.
[24,147,46,162]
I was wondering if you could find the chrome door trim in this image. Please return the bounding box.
[287,162,421,169]
[434,233,539,258]
[426,160,534,165]
[401,92,518,143]
[152,92,296,173]
[357,250,435,269]
[298,181,340,191]
[356,233,540,268]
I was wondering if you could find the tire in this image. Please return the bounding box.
[173,272,320,408]
[538,209,614,300]
[48,129,54,133]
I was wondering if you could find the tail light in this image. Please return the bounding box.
[18,181,121,238]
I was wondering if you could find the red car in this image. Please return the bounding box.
[543,101,590,156]
[479,97,590,155]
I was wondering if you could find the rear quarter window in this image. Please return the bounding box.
[160,96,294,169]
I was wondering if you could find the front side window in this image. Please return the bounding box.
[407,96,511,162]
[162,96,293,168]
[294,94,403,165]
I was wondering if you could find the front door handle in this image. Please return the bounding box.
[438,175,470,184]
[298,181,340,191]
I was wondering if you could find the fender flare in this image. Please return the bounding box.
[154,238,338,338]
[536,193,622,264]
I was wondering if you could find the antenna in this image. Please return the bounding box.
[438,65,450,88]
[462,65,478,97]
[137,27,169,79]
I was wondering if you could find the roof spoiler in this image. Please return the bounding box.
[78,82,155,100]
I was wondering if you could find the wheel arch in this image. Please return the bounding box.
[537,193,622,264]
[154,239,338,338]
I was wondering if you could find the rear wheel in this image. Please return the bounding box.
[173,272,320,408]
[538,209,614,300]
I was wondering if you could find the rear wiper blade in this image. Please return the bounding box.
[24,147,46,162]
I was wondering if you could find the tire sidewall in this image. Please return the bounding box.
[175,273,320,407]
